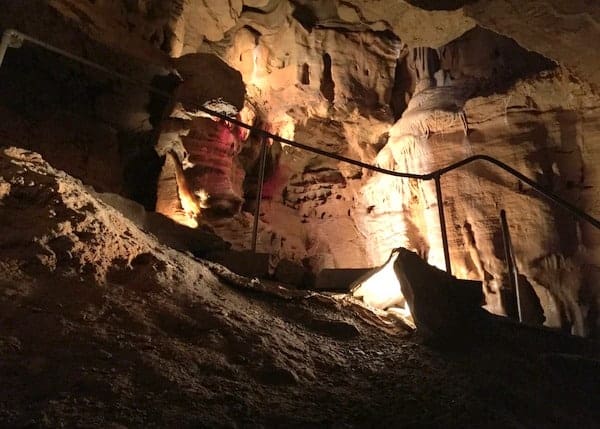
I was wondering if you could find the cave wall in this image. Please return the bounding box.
[366,70,600,335]
[0,2,173,207]
[1,0,600,336]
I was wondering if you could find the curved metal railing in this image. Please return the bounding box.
[2,28,600,275]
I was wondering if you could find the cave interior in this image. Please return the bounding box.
[0,1,599,427]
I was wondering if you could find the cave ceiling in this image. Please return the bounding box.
[31,0,599,91]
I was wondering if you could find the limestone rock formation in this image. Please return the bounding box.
[1,0,600,338]
[154,53,247,225]
[463,0,600,90]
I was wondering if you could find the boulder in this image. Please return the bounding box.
[392,247,485,344]
[274,259,307,288]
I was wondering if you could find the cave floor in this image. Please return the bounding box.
[0,147,599,428]
[1,273,599,428]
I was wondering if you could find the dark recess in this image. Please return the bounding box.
[390,53,413,120]
[320,53,335,103]
[440,26,557,98]
[292,3,318,31]
[404,0,478,10]
[300,63,310,85]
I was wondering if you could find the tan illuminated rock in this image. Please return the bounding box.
[2,0,600,338]
[342,0,476,47]
[35,0,600,93]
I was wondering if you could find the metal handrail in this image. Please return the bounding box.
[500,209,522,322]
[2,28,600,275]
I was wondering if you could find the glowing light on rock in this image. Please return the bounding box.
[424,214,446,271]
[155,151,200,229]
[274,114,295,144]
[351,250,412,322]
[249,45,267,90]
[251,45,259,83]
[262,113,296,149]
[169,177,201,228]
[238,103,257,141]
[357,175,411,267]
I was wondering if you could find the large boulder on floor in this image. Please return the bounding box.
[204,250,271,279]
[393,247,485,343]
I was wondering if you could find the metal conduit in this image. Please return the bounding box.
[2,28,600,276]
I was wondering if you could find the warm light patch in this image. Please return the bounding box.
[351,250,413,322]
[238,103,257,141]
[262,113,296,148]
[174,184,200,228]
[249,44,268,89]
[156,151,200,229]
[423,204,446,271]
[273,113,295,144]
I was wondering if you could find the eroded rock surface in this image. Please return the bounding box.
[1,0,600,338]
[1,148,599,427]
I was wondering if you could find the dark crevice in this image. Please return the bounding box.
[300,63,310,85]
[403,0,478,10]
[241,5,267,14]
[292,3,318,31]
[390,52,413,120]
[243,25,262,41]
[119,131,162,210]
[320,53,335,103]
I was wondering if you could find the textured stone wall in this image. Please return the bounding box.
[2,0,600,336]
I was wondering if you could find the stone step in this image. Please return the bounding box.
[205,250,271,279]
[204,250,307,288]
[314,268,373,292]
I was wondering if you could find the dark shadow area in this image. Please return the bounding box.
[291,3,318,31]
[119,131,162,211]
[390,52,413,120]
[320,53,335,103]
[300,62,310,85]
[404,0,478,10]
[0,32,171,209]
[440,26,557,98]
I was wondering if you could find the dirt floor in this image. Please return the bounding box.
[1,146,599,428]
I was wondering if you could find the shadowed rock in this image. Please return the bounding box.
[393,247,485,344]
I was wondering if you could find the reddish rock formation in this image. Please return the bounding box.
[154,53,247,225]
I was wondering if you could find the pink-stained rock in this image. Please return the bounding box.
[154,53,247,223]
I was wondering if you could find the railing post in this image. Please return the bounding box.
[251,137,268,252]
[0,33,10,69]
[434,174,452,274]
[0,29,23,69]
[500,209,522,322]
